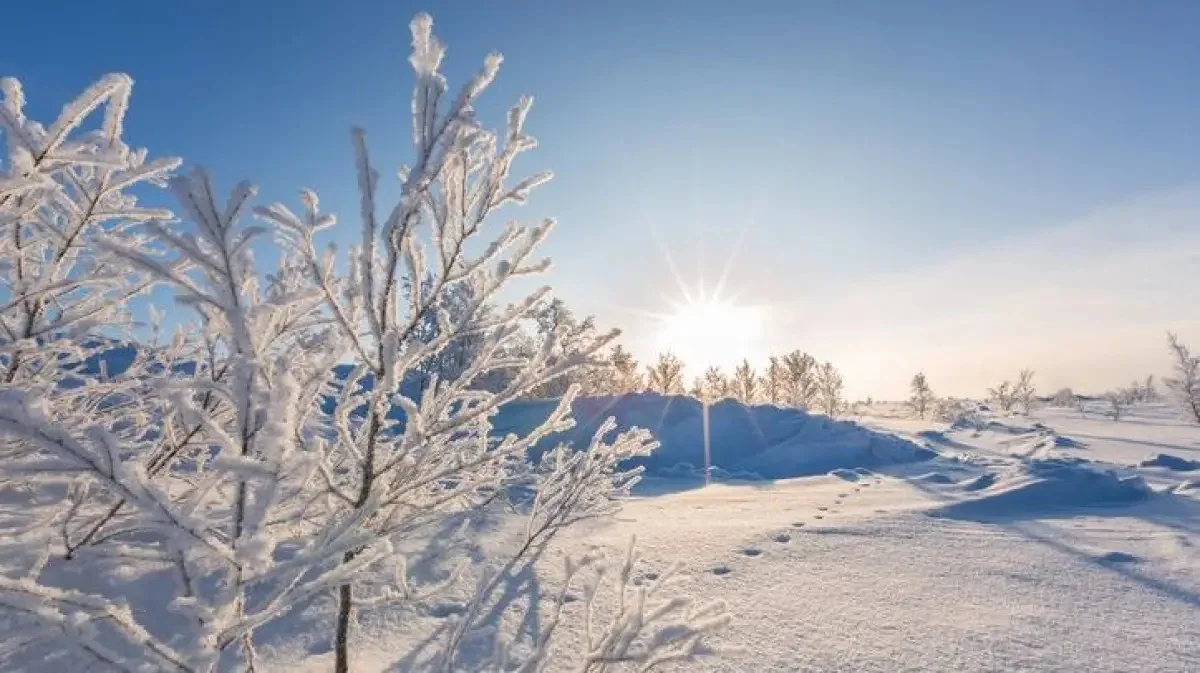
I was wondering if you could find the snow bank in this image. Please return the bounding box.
[493,394,934,480]
[1138,453,1200,472]
[933,457,1154,520]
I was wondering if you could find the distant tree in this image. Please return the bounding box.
[908,372,936,419]
[781,350,819,409]
[1165,333,1200,424]
[1075,394,1088,417]
[646,352,685,394]
[527,297,602,398]
[816,361,845,416]
[1106,389,1133,421]
[1050,387,1076,408]
[1014,369,1037,414]
[988,380,1016,412]
[731,359,759,404]
[761,356,787,404]
[588,343,642,395]
[1143,375,1158,402]
[609,343,644,393]
[1127,375,1158,404]
[698,366,730,402]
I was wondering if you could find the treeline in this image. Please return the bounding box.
[589,349,848,415]
[420,290,850,414]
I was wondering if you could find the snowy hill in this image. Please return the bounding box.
[496,394,935,480]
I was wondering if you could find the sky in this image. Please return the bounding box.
[6,0,1200,398]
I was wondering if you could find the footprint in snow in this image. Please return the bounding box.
[775,533,791,543]
[813,514,825,520]
[838,492,849,498]
[1098,551,1140,564]
[643,571,660,581]
[712,565,732,576]
[791,522,806,528]
[742,548,762,557]
[428,603,467,619]
[834,499,843,505]
[817,506,829,511]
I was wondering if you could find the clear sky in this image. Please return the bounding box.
[7,1,1200,398]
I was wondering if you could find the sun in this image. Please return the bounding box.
[654,295,764,372]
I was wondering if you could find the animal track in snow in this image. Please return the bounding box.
[775,533,791,543]
[711,565,732,576]
[742,547,762,557]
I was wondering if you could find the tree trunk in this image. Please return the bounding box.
[335,571,354,673]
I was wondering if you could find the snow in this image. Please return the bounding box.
[3,391,1198,671]
[497,394,936,480]
[195,400,1200,672]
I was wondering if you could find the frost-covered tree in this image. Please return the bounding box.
[1014,369,1036,414]
[780,350,819,409]
[1143,375,1158,402]
[697,365,729,402]
[988,380,1015,412]
[1126,375,1158,404]
[526,297,602,398]
[646,352,685,394]
[1106,389,1133,421]
[761,356,786,404]
[1050,387,1076,408]
[1166,332,1200,424]
[730,359,758,404]
[0,15,728,673]
[815,361,845,416]
[908,372,935,419]
[588,343,641,395]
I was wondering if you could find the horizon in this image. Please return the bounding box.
[7,0,1200,398]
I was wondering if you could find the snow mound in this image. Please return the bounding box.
[934,458,1154,520]
[1138,453,1200,472]
[1053,434,1085,449]
[495,394,934,479]
[963,473,997,491]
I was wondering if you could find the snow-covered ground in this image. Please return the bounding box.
[4,399,1197,672]
[257,400,1200,672]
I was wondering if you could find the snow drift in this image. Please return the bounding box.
[932,457,1155,520]
[494,394,934,480]
[1138,453,1200,472]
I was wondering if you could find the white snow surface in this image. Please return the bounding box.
[3,399,1199,672]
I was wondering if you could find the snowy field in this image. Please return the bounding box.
[239,399,1200,672]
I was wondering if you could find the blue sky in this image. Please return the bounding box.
[7,1,1200,397]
